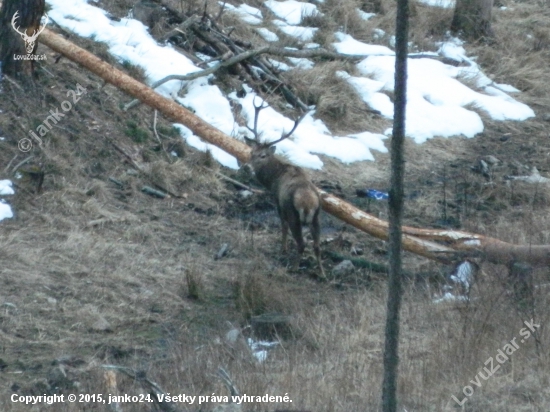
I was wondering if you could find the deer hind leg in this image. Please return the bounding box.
[276,204,289,252]
[286,210,305,255]
[310,211,326,278]
[281,219,289,252]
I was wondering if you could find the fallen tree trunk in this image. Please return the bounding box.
[38,28,550,267]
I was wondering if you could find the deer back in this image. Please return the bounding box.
[249,144,319,219]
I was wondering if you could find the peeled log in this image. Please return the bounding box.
[38,29,550,267]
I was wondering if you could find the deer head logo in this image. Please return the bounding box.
[11,11,49,54]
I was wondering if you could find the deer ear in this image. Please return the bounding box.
[268,145,277,154]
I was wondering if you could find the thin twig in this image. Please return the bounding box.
[215,1,227,22]
[213,170,263,193]
[153,110,161,144]
[11,155,35,174]
[2,75,24,92]
[4,154,18,173]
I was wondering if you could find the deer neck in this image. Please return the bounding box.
[255,160,288,191]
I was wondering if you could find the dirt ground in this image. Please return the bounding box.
[0,0,549,411]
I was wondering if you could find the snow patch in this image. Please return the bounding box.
[222,2,263,25]
[256,27,279,42]
[0,180,14,195]
[417,0,455,8]
[273,20,318,42]
[0,200,13,222]
[333,32,394,56]
[265,0,320,25]
[357,9,375,20]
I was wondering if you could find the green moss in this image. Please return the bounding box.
[157,125,180,137]
[124,121,149,143]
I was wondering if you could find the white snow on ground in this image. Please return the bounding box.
[333,32,395,56]
[273,20,318,42]
[288,57,315,69]
[0,180,14,222]
[268,59,291,71]
[174,123,240,169]
[45,0,534,169]
[47,0,200,98]
[222,2,263,25]
[0,180,14,195]
[353,51,534,142]
[265,0,320,25]
[417,0,455,8]
[450,261,476,290]
[0,200,13,222]
[230,91,388,168]
[357,9,375,20]
[337,71,394,117]
[256,27,280,42]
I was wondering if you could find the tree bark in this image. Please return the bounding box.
[381,0,408,408]
[451,0,494,41]
[0,0,45,77]
[38,28,550,267]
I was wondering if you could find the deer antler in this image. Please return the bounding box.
[266,111,307,147]
[11,11,26,37]
[244,96,268,144]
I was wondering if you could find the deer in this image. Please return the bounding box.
[243,99,326,278]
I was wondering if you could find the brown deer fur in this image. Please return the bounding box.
[248,144,325,278]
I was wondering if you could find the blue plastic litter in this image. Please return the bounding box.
[368,190,389,200]
[356,189,389,200]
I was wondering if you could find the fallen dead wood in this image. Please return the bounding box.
[38,28,550,267]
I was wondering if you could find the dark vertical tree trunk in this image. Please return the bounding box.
[451,0,494,41]
[381,0,408,410]
[0,0,45,77]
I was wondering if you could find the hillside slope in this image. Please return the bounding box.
[1,0,549,411]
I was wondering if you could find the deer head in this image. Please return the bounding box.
[243,97,306,170]
[11,11,49,54]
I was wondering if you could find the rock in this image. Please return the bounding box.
[472,158,490,178]
[215,243,230,260]
[91,316,112,332]
[483,155,500,165]
[332,260,355,277]
[225,328,241,345]
[238,190,253,199]
[350,246,364,256]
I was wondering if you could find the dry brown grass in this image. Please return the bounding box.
[282,61,388,134]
